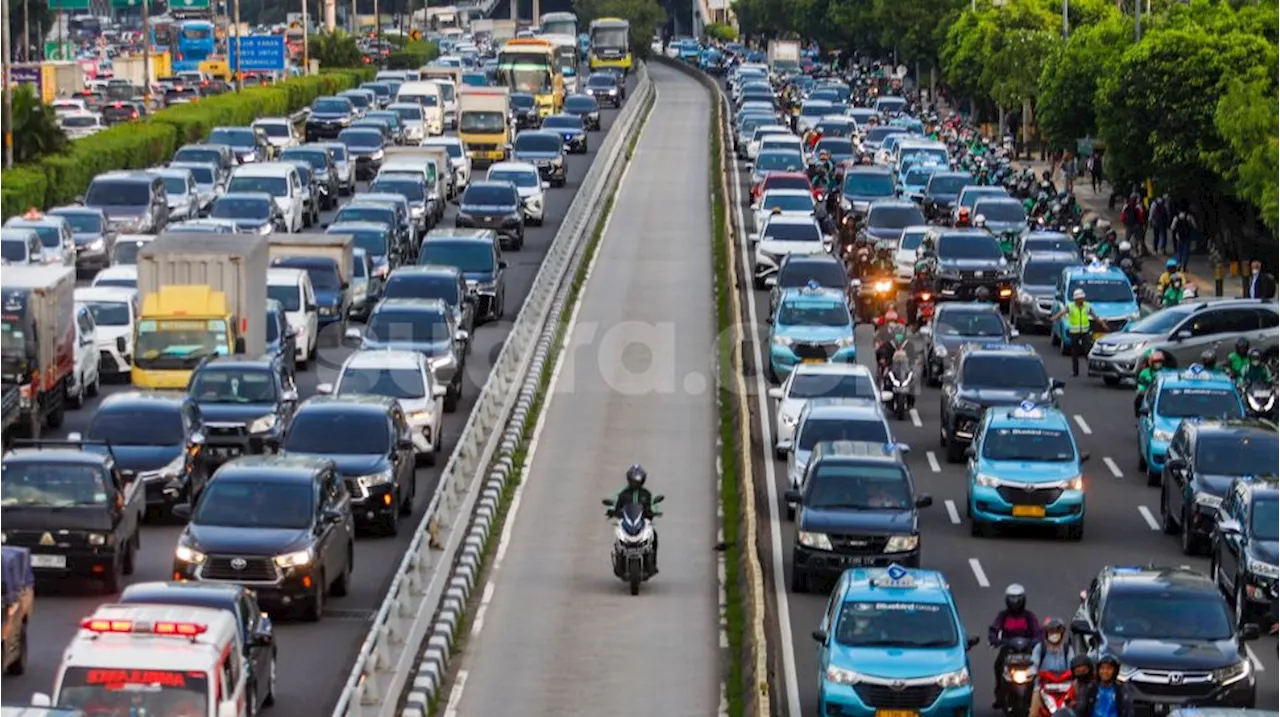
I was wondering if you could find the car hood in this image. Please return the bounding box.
[1152,415,1181,437]
[197,402,278,425]
[799,505,915,534]
[958,387,1049,407]
[1088,301,1140,321]
[1107,638,1241,671]
[926,192,959,206]
[1021,283,1055,299]
[463,270,496,284]
[228,217,271,230]
[72,232,103,245]
[845,193,893,206]
[284,450,388,477]
[1096,331,1163,349]
[185,524,312,556]
[514,150,561,161]
[866,226,906,241]
[826,643,966,679]
[779,398,806,423]
[311,112,348,122]
[758,239,826,256]
[93,324,131,342]
[981,459,1079,482]
[1249,540,1278,566]
[776,325,852,343]
[101,444,183,472]
[100,207,148,221]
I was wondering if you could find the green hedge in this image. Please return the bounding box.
[1,67,376,219]
[387,41,440,71]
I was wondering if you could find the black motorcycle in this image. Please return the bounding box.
[996,636,1036,717]
[1244,379,1278,421]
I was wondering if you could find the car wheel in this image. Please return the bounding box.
[1159,486,1177,534]
[1234,579,1251,627]
[102,553,124,594]
[5,623,27,675]
[444,385,460,413]
[969,516,987,538]
[399,477,414,515]
[303,573,324,621]
[263,656,277,707]
[1180,506,1199,555]
[87,370,100,398]
[331,548,352,596]
[123,530,139,575]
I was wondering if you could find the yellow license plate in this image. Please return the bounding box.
[876,711,918,717]
[803,358,826,364]
[1011,505,1046,518]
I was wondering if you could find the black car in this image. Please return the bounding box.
[784,440,931,592]
[384,265,476,335]
[187,355,299,464]
[1159,419,1278,555]
[922,302,1018,385]
[768,253,847,316]
[508,92,540,129]
[119,581,277,713]
[328,221,397,277]
[1011,250,1082,332]
[337,128,386,180]
[1071,565,1260,712]
[418,230,508,323]
[172,455,356,622]
[585,72,623,107]
[939,343,1063,462]
[511,130,568,187]
[859,199,926,247]
[563,93,602,131]
[306,96,358,142]
[101,100,143,125]
[72,391,212,519]
[838,167,896,225]
[282,396,417,535]
[921,171,974,222]
[1,442,144,592]
[928,228,1015,306]
[208,126,269,165]
[455,181,524,250]
[334,203,411,261]
[208,192,284,234]
[1212,476,1278,628]
[353,298,467,411]
[541,113,588,154]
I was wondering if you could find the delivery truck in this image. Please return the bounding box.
[268,233,355,344]
[133,234,269,390]
[1,266,75,437]
[458,87,510,165]
[768,40,801,75]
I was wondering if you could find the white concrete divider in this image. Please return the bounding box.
[330,63,655,717]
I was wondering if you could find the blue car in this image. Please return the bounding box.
[1051,262,1141,351]
[768,282,857,383]
[815,564,978,717]
[897,163,942,203]
[966,400,1087,539]
[1138,365,1244,483]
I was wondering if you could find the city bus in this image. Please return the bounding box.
[542,33,580,91]
[588,18,631,73]
[497,38,563,116]
[539,11,578,38]
[173,20,216,72]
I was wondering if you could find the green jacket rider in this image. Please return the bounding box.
[1162,280,1185,308]
[608,464,661,571]
[1227,338,1251,378]
[1239,349,1273,387]
[1133,351,1167,416]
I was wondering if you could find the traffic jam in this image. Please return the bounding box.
[1,11,632,716]
[702,38,1277,717]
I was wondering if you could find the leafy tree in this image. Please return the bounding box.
[310,30,365,68]
[704,23,738,42]
[388,40,439,69]
[1036,14,1130,148]
[12,84,66,163]
[870,0,964,66]
[1213,66,1279,234]
[8,0,51,61]
[940,8,995,102]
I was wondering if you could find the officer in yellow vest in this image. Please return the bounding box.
[1050,288,1107,377]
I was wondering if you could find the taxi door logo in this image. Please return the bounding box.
[40,533,54,546]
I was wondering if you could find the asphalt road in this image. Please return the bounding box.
[715,83,1280,716]
[6,80,636,715]
[443,64,721,716]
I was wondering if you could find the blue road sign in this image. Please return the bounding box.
[229,35,287,72]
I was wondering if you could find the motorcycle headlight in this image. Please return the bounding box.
[248,414,278,433]
[273,548,314,568]
[797,531,832,550]
[825,665,862,685]
[1246,557,1279,579]
[1193,491,1222,509]
[874,280,893,293]
[884,534,918,552]
[1007,667,1032,685]
[1211,660,1250,685]
[175,543,207,564]
[937,667,971,688]
[772,335,794,346]
[1152,429,1174,443]
[356,470,394,487]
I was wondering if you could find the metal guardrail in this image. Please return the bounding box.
[330,63,656,717]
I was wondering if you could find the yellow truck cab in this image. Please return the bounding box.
[458,87,511,165]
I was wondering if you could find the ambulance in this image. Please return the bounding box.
[32,604,247,717]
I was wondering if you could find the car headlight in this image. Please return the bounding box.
[175,544,207,564]
[933,345,948,358]
[256,222,273,235]
[1212,659,1250,685]
[411,205,425,217]
[953,398,981,412]
[1114,340,1147,354]
[87,238,105,251]
[937,667,971,688]
[1152,429,1174,443]
[884,534,918,552]
[797,531,832,550]
[772,335,794,346]
[408,409,433,423]
[370,149,385,161]
[87,532,109,546]
[248,414,278,433]
[834,336,855,347]
[824,665,862,685]
[975,473,1000,488]
[1063,475,1084,491]
[1246,557,1279,579]
[356,470,394,488]
[273,548,314,568]
[1193,491,1222,509]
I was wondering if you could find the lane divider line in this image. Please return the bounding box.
[968,558,991,588]
[926,451,941,473]
[1073,414,1093,435]
[1137,506,1161,531]
[944,500,961,525]
[470,582,495,638]
[443,669,467,717]
[909,408,922,428]
[1246,646,1265,672]
[1102,457,1123,479]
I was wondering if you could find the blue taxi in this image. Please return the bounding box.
[965,400,1087,540]
[768,282,857,383]
[815,564,978,717]
[1138,365,1245,484]
[1050,262,1141,350]
[897,161,945,203]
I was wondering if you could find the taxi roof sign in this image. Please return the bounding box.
[1183,363,1208,378]
[869,562,917,588]
[1083,260,1110,273]
[1009,400,1044,419]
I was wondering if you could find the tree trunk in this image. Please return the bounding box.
[1021,98,1033,162]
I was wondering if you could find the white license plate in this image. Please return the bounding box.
[31,554,66,569]
[213,447,241,457]
[974,271,984,277]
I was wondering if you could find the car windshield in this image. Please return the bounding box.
[842,173,894,196]
[227,176,287,197]
[778,260,845,289]
[835,601,957,648]
[982,427,1075,461]
[903,168,935,186]
[935,310,1005,337]
[174,147,223,165]
[927,174,972,195]
[179,165,216,184]
[1025,238,1077,254]
[1067,279,1134,303]
[1100,592,1233,641]
[208,128,254,147]
[85,179,149,206]
[1156,388,1242,419]
[778,302,849,327]
[800,102,832,117]
[391,105,423,121]
[463,185,516,205]
[510,94,536,108]
[88,405,184,445]
[335,207,394,228]
[419,241,495,273]
[961,356,1047,389]
[56,213,103,233]
[961,189,1006,209]
[112,240,149,264]
[210,197,270,219]
[366,309,449,343]
[1195,434,1279,477]
[975,201,1026,224]
[797,418,889,451]
[191,369,276,403]
[267,282,302,311]
[489,170,539,188]
[192,478,314,529]
[900,231,927,251]
[160,176,188,194]
[429,141,463,158]
[756,152,802,172]
[760,194,813,213]
[341,92,371,109]
[763,222,820,242]
[586,75,614,88]
[282,150,329,170]
[868,205,925,230]
[339,130,383,149]
[939,235,1002,260]
[1123,307,1190,335]
[61,114,99,128]
[1251,498,1278,541]
[788,373,876,400]
[864,127,905,144]
[542,116,580,129]
[370,179,425,201]
[339,229,388,257]
[0,240,28,261]
[460,111,505,132]
[326,144,348,161]
[514,134,562,153]
[805,462,908,508]
[80,300,130,326]
[0,464,109,507]
[564,97,596,112]
[1023,261,1075,286]
[384,274,459,303]
[339,367,425,399]
[256,122,289,137]
[313,98,350,114]
[285,410,392,455]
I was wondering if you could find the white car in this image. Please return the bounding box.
[252,117,301,151]
[751,214,831,289]
[69,304,101,407]
[388,102,427,144]
[752,188,815,235]
[92,264,138,289]
[319,349,446,462]
[422,136,471,193]
[746,125,792,161]
[766,363,878,460]
[267,267,319,368]
[76,287,138,381]
[150,167,200,222]
[896,225,931,284]
[759,134,805,157]
[110,234,156,266]
[226,163,306,233]
[59,111,106,139]
[487,162,548,226]
[50,99,88,116]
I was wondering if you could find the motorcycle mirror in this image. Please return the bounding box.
[1009,328,1020,338]
[1239,623,1262,641]
[915,494,933,508]
[963,446,976,459]
[601,499,614,507]
[966,635,981,651]
[784,488,802,504]
[652,495,665,504]
[1069,618,1095,636]
[1078,452,1091,463]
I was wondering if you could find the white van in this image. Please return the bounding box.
[433,80,459,129]
[70,304,101,407]
[395,81,444,136]
[226,163,306,233]
[76,286,138,381]
[267,267,319,368]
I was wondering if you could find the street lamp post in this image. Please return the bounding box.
[302,0,310,72]
[233,0,242,90]
[1062,0,1069,37]
[3,0,13,168]
[142,0,152,107]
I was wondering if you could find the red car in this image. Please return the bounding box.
[752,172,813,205]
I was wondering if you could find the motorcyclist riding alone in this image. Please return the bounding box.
[1134,350,1166,416]
[989,584,1042,709]
[1228,337,1252,378]
[1067,654,1095,705]
[1028,617,1074,717]
[1240,348,1273,389]
[608,464,661,572]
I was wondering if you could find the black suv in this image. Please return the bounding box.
[1071,565,1260,712]
[768,253,847,316]
[921,171,974,222]
[384,265,476,336]
[939,343,1064,462]
[1211,476,1278,628]
[187,355,299,464]
[922,302,1018,385]
[456,182,524,250]
[172,455,356,622]
[927,228,1015,307]
[1,441,144,592]
[353,298,467,411]
[785,440,931,593]
[1159,419,1278,555]
[418,230,508,323]
[306,96,358,142]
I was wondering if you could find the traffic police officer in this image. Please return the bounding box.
[1051,288,1105,377]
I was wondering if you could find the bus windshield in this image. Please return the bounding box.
[591,26,627,50]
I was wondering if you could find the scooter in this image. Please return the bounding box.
[1035,669,1074,717]
[1244,379,1277,421]
[882,349,915,421]
[997,636,1036,717]
[602,495,663,596]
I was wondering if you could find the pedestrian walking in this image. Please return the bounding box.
[1051,289,1107,377]
[1149,195,1171,254]
[1244,259,1276,300]
[1120,194,1146,252]
[1088,152,1104,193]
[1061,153,1077,194]
[1170,208,1197,271]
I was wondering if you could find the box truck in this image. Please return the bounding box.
[1,266,75,437]
[458,87,510,165]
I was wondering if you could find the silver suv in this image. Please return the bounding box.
[1088,298,1279,384]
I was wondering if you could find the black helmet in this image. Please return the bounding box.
[1043,616,1067,644]
[1096,654,1121,678]
[1236,337,1251,355]
[1004,583,1026,613]
[625,464,647,488]
[1200,350,1217,369]
[1070,654,1095,678]
[974,286,991,302]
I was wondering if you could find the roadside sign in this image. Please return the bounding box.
[409,28,421,41]
[49,0,92,10]
[10,67,42,101]
[229,35,287,71]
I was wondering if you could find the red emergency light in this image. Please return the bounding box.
[81,618,209,636]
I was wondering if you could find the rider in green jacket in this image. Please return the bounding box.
[1134,351,1166,416]
[607,465,661,571]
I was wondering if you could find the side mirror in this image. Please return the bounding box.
[1138,406,1150,417]
[811,629,828,644]
[745,163,754,172]
[763,276,778,288]
[341,282,349,290]
[344,327,362,341]
[455,329,469,342]
[234,337,246,354]
[601,498,615,507]
[1009,328,1020,338]
[67,431,83,441]
[1218,518,1243,535]
[1078,452,1091,463]
[915,495,933,508]
[963,446,976,459]
[1239,623,1262,641]
[281,387,299,402]
[498,260,508,269]
[30,694,52,707]
[1080,589,1088,601]
[766,387,784,400]
[1174,329,1191,341]
[189,431,205,445]
[316,382,334,395]
[750,203,759,211]
[74,195,85,204]
[1070,618,1095,635]
[116,335,128,353]
[251,629,274,647]
[784,489,802,504]
[172,503,194,520]
[432,385,447,399]
[966,635,981,651]
[652,494,664,504]
[303,303,317,314]
[322,509,344,524]
[748,232,760,244]
[320,222,330,229]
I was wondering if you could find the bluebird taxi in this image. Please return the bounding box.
[767,282,857,383]
[1138,365,1244,484]
[1050,261,1140,350]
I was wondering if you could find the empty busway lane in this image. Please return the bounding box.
[443,65,721,716]
[8,78,638,716]
[713,83,1279,716]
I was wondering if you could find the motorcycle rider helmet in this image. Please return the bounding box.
[1096,654,1121,680]
[1004,583,1027,613]
[1236,337,1251,356]
[957,207,971,222]
[1200,350,1217,370]
[973,213,987,228]
[1043,616,1067,645]
[1166,258,1178,270]
[1149,351,1166,367]
[975,286,991,302]
[1096,219,1111,234]
[1117,240,1131,254]
[1119,257,1134,271]
[1249,348,1263,365]
[1070,654,1095,680]
[625,464,647,488]
[1170,275,1183,287]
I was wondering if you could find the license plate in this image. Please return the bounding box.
[213,447,241,457]
[1011,505,1046,518]
[877,711,918,717]
[803,358,826,364]
[1090,360,1106,369]
[974,271,984,277]
[31,554,66,569]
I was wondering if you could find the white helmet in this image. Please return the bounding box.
[974,213,987,228]
[1072,288,1086,300]
[1118,240,1131,253]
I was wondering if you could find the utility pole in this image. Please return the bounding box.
[1133,0,1141,41]
[1061,0,1069,37]
[302,0,310,72]
[232,0,241,90]
[142,0,152,108]
[21,0,28,62]
[3,0,14,168]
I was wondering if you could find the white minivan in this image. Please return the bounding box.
[395,81,444,136]
[75,286,137,381]
[267,267,319,369]
[70,304,101,407]
[226,163,306,233]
